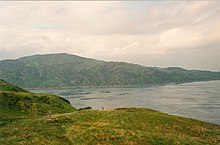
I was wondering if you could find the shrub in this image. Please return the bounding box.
[78,106,92,111]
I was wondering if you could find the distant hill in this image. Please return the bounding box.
[0,80,76,118]
[0,53,220,88]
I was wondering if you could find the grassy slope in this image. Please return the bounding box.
[0,108,220,145]
[0,80,76,119]
[0,91,76,118]
[0,79,27,92]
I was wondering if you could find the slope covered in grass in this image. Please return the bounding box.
[0,79,27,92]
[0,80,76,119]
[0,108,219,145]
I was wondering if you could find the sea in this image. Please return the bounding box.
[29,80,220,125]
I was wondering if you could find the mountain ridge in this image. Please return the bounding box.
[2,53,219,72]
[2,53,218,71]
[1,53,220,88]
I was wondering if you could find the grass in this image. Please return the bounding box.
[0,108,219,145]
[0,79,27,92]
[0,91,76,118]
[0,79,76,118]
[0,79,76,139]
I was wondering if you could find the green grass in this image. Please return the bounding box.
[0,79,76,124]
[0,91,76,118]
[0,79,27,92]
[0,108,219,145]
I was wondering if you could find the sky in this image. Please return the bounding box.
[0,1,220,71]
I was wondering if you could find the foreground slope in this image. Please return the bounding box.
[0,108,220,145]
[1,53,220,88]
[0,80,76,118]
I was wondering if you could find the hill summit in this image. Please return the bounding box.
[1,53,220,88]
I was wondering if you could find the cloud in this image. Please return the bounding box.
[0,1,220,71]
[157,27,202,51]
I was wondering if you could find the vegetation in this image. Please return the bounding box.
[78,106,92,111]
[0,108,220,145]
[1,53,220,88]
[0,80,76,119]
[0,79,27,92]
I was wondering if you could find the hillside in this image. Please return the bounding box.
[1,108,220,145]
[0,80,76,118]
[1,53,220,88]
[0,79,27,92]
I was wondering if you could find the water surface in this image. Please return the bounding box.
[30,80,220,125]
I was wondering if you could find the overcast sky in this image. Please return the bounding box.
[0,1,220,71]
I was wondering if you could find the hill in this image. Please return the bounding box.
[0,79,27,92]
[1,108,220,144]
[0,80,76,119]
[1,53,220,88]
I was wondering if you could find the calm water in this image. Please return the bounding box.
[30,80,220,125]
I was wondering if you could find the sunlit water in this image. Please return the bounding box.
[29,80,220,125]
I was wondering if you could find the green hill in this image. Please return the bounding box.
[1,108,220,145]
[1,53,220,88]
[0,79,27,92]
[0,80,76,119]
